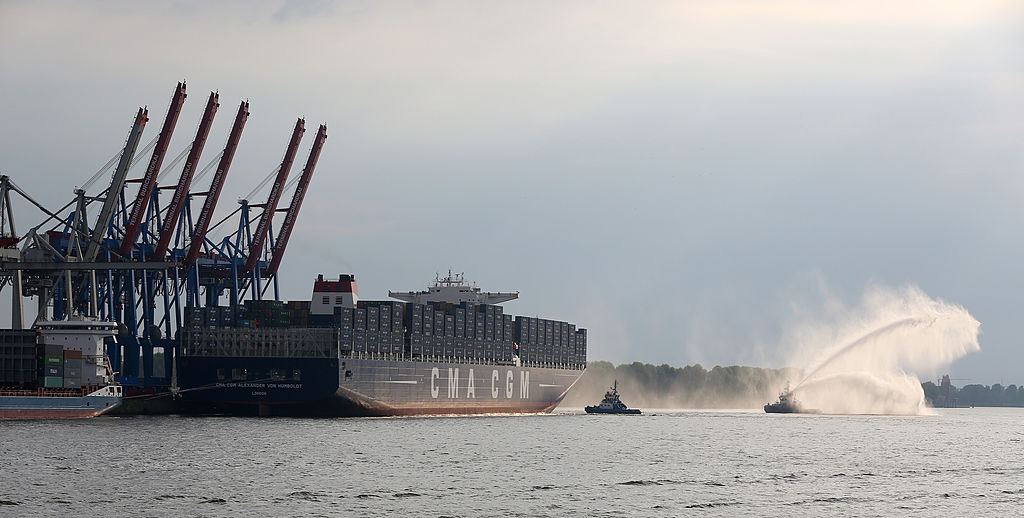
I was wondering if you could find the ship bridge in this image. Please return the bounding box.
[388,270,518,305]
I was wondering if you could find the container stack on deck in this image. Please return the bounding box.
[181,295,587,369]
[63,350,83,388]
[184,300,304,331]
[301,299,585,368]
[0,329,119,390]
[333,301,406,356]
[0,330,36,387]
[514,316,587,369]
[39,342,63,388]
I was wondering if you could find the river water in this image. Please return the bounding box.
[0,407,1021,516]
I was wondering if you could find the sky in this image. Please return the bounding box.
[1,1,1023,383]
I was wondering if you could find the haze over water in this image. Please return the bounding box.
[2,409,1022,516]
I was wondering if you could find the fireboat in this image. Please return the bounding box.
[764,383,818,414]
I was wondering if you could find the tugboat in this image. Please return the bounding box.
[764,383,816,414]
[585,380,641,415]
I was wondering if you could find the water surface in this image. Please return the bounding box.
[0,408,1020,516]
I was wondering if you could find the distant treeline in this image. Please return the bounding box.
[562,361,799,409]
[922,381,1024,408]
[565,361,1021,409]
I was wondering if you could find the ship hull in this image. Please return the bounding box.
[179,356,584,417]
[764,403,796,413]
[764,403,819,414]
[0,393,122,419]
[584,407,641,415]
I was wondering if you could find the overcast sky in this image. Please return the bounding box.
[2,1,1023,383]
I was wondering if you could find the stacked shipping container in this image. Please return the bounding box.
[181,298,587,369]
[514,316,587,368]
[333,301,405,356]
[0,330,36,386]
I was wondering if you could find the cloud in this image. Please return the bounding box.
[271,0,335,24]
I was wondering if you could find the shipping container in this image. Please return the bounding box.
[444,315,455,337]
[352,330,367,353]
[366,307,380,330]
[434,311,445,336]
[423,312,434,336]
[455,309,466,337]
[43,376,63,388]
[335,307,355,327]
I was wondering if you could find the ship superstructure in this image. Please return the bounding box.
[389,270,518,305]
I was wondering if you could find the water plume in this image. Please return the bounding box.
[787,284,980,415]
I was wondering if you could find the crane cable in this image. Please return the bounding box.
[155,144,193,183]
[80,134,160,192]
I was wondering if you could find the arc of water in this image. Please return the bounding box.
[793,317,932,390]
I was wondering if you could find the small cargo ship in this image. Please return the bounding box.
[0,318,123,418]
[585,380,641,414]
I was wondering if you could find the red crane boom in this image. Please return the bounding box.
[149,91,219,260]
[184,100,249,265]
[117,82,187,257]
[266,124,327,276]
[242,118,305,274]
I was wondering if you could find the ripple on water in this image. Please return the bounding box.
[685,501,743,509]
[287,491,322,501]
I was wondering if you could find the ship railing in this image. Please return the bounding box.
[0,387,91,397]
[331,351,586,370]
[183,327,340,358]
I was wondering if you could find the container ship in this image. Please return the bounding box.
[177,272,587,416]
[0,319,123,418]
[0,82,585,419]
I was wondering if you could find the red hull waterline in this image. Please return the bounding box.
[220,389,564,418]
[328,388,562,416]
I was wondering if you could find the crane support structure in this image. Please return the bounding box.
[266,124,327,276]
[150,91,219,260]
[84,107,149,261]
[241,118,305,274]
[184,101,249,264]
[117,82,187,257]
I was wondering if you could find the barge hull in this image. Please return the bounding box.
[0,394,121,419]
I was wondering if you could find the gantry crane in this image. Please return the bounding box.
[0,84,326,392]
